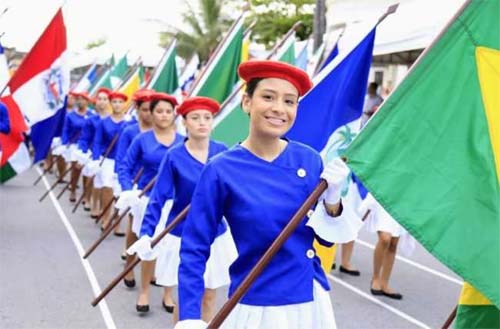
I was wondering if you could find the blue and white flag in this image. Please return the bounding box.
[287,24,377,201]
[73,62,98,92]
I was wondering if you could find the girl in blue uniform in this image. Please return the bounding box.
[52,91,78,179]
[75,88,110,213]
[175,61,353,329]
[116,92,183,297]
[91,91,128,232]
[59,92,92,202]
[75,88,111,210]
[115,89,154,256]
[128,97,237,319]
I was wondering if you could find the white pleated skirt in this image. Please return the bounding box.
[364,197,416,257]
[94,158,119,191]
[74,149,92,167]
[155,229,237,289]
[221,280,337,329]
[131,195,150,237]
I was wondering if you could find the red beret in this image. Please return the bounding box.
[109,91,128,102]
[177,96,220,116]
[133,89,155,102]
[150,92,178,107]
[68,91,78,97]
[74,91,92,102]
[238,60,312,96]
[96,87,112,97]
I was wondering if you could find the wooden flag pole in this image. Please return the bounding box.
[91,205,190,306]
[38,163,74,202]
[95,167,144,224]
[72,133,120,213]
[207,179,328,328]
[33,131,82,185]
[441,305,457,329]
[82,176,157,259]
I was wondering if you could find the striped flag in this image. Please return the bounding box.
[119,64,145,108]
[455,282,500,328]
[73,62,98,92]
[0,9,69,182]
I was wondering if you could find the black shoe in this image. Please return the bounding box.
[114,232,126,237]
[162,301,175,313]
[331,262,336,270]
[121,252,127,261]
[382,291,403,300]
[123,278,136,288]
[339,265,360,276]
[136,304,150,313]
[370,288,383,296]
[84,206,91,212]
[150,279,162,287]
[90,214,99,219]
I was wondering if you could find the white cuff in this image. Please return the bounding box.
[306,201,363,244]
[126,235,159,261]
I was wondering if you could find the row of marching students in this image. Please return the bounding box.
[53,59,412,328]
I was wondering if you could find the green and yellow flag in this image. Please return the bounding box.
[344,0,500,308]
[455,282,500,328]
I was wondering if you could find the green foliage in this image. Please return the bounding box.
[85,38,106,50]
[159,0,232,62]
[247,0,314,49]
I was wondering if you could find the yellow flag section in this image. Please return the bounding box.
[313,241,337,274]
[455,282,500,328]
[119,66,143,109]
[476,47,500,181]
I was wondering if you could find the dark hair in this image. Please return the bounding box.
[149,99,176,113]
[135,100,145,108]
[245,78,264,97]
[369,82,379,90]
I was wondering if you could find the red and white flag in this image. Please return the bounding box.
[0,8,69,183]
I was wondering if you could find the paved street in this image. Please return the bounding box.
[0,167,461,329]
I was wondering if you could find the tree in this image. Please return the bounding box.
[85,38,106,50]
[159,0,232,62]
[247,0,315,49]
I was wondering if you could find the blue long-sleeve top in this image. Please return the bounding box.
[61,111,91,145]
[0,102,10,134]
[119,130,184,193]
[91,117,127,160]
[140,140,228,239]
[114,123,141,175]
[178,141,332,320]
[77,115,103,153]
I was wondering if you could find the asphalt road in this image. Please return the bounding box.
[0,167,462,329]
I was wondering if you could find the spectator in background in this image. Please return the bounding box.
[361,82,384,127]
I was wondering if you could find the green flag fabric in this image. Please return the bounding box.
[149,40,179,94]
[344,0,500,308]
[190,18,243,103]
[100,54,128,90]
